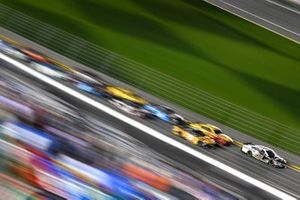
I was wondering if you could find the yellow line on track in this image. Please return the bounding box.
[233,140,243,147]
[288,164,300,173]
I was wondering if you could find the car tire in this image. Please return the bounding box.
[269,160,276,167]
[247,151,252,157]
[199,142,208,148]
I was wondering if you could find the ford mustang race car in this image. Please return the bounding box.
[188,123,233,146]
[172,125,216,147]
[241,144,287,168]
[143,104,185,124]
[104,86,148,105]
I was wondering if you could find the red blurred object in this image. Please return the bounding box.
[19,48,48,62]
[213,136,227,145]
[122,162,170,192]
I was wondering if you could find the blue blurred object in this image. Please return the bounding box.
[143,104,170,122]
[73,81,105,97]
[0,121,54,152]
[143,104,185,124]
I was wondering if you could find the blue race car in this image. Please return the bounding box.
[69,70,107,97]
[143,104,185,124]
[73,81,105,97]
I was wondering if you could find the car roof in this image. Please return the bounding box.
[191,123,221,131]
[253,145,274,151]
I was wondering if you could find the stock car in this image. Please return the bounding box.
[172,125,216,147]
[69,69,107,97]
[104,86,148,105]
[143,104,185,124]
[0,39,29,61]
[241,143,287,168]
[71,69,103,83]
[29,60,71,80]
[108,98,151,118]
[72,80,106,97]
[188,123,233,146]
[19,47,48,63]
[48,58,77,73]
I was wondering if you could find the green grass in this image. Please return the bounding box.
[1,0,300,153]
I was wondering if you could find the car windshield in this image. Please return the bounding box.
[122,99,142,108]
[190,130,203,136]
[159,106,174,114]
[214,129,222,134]
[266,150,275,158]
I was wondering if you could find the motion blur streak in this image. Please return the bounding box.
[0,52,296,200]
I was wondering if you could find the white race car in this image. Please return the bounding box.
[30,61,70,80]
[109,98,150,118]
[241,143,287,168]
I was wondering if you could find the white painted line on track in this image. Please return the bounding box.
[0,53,296,200]
[203,0,300,44]
[217,0,300,36]
[265,0,300,15]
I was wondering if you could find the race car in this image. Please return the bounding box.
[241,144,287,168]
[0,39,29,61]
[104,86,148,105]
[70,69,103,83]
[143,104,185,124]
[29,60,70,80]
[73,81,106,97]
[172,125,216,147]
[108,98,151,118]
[69,69,107,97]
[188,123,233,146]
[19,47,48,63]
[47,58,77,73]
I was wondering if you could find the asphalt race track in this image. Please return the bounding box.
[1,57,300,199]
[204,0,300,43]
[1,29,300,199]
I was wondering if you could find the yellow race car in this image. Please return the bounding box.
[104,85,148,105]
[172,125,216,147]
[48,58,77,73]
[188,123,233,146]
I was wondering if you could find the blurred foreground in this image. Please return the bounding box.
[0,72,238,199]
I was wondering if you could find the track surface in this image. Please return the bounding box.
[205,0,300,43]
[1,29,300,199]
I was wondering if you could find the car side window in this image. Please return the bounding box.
[193,130,204,136]
[202,127,211,132]
[259,150,265,155]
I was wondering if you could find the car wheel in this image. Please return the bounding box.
[269,160,276,167]
[247,151,252,157]
[199,142,208,148]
